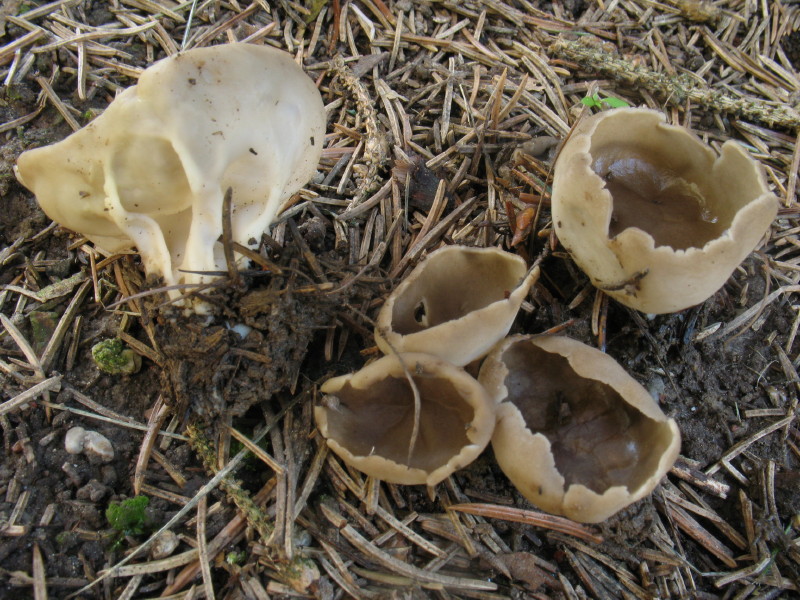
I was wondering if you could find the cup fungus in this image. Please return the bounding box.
[315,353,495,486]
[551,108,778,313]
[480,334,680,523]
[375,246,539,366]
[16,43,325,301]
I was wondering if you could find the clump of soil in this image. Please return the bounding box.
[154,257,359,420]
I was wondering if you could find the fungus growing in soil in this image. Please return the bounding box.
[375,246,539,366]
[480,334,680,523]
[551,108,777,314]
[16,43,325,304]
[314,353,495,486]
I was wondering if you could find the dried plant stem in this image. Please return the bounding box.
[404,363,422,467]
[331,56,388,205]
[221,187,240,286]
[186,425,275,542]
[371,331,422,466]
[551,37,800,130]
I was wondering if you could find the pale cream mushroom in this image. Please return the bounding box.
[16,44,325,305]
[315,353,495,486]
[480,334,680,523]
[551,108,777,314]
[375,246,539,366]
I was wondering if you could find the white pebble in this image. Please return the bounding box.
[228,322,253,339]
[150,530,180,559]
[83,431,115,463]
[64,427,87,454]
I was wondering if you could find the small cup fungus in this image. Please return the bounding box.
[480,334,680,523]
[315,353,495,486]
[16,43,325,299]
[375,246,539,366]
[551,108,778,313]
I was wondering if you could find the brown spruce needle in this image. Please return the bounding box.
[448,503,603,544]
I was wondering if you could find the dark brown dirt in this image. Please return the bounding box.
[154,273,353,420]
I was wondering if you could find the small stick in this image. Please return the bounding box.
[227,425,285,474]
[221,187,240,286]
[133,396,169,495]
[0,376,61,416]
[32,544,47,600]
[196,496,215,600]
[706,414,795,475]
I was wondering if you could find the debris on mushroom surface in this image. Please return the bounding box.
[375,246,539,366]
[315,353,495,486]
[551,107,778,314]
[480,334,680,523]
[15,43,326,306]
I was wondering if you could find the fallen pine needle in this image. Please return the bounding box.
[448,503,603,544]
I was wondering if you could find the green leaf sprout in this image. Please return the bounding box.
[580,92,630,109]
[106,495,150,538]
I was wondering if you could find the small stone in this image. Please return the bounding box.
[83,431,114,463]
[64,427,87,454]
[100,465,117,486]
[150,530,180,559]
[229,323,253,339]
[76,479,109,503]
[71,501,103,529]
[61,462,83,487]
[39,430,59,447]
[647,376,666,403]
[52,410,70,428]
[286,558,320,593]
[293,527,312,548]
